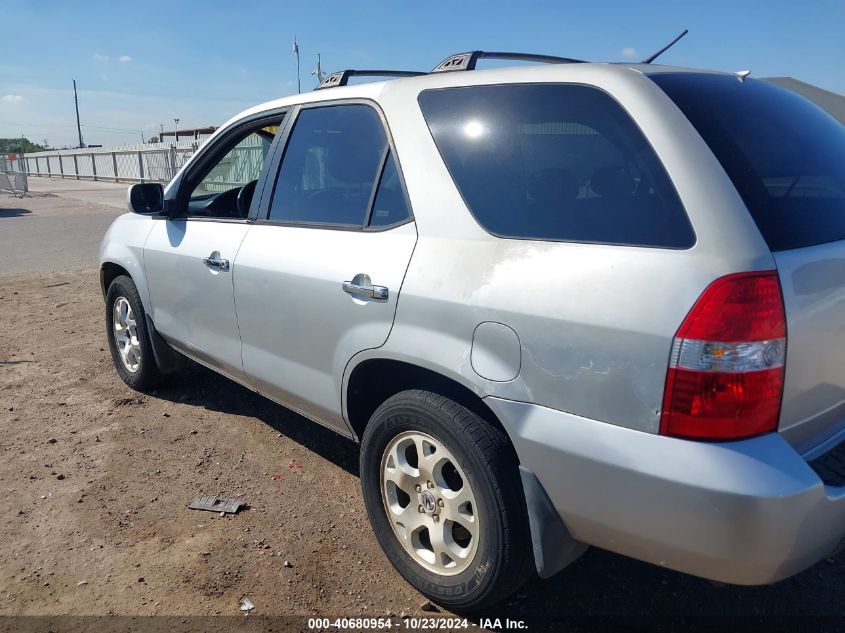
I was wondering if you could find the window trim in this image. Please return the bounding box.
[362,146,390,227]
[169,108,289,223]
[417,82,697,250]
[255,98,415,233]
[364,149,414,231]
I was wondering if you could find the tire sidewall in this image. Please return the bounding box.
[361,398,508,608]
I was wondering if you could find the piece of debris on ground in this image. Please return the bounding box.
[187,495,248,515]
[240,597,255,613]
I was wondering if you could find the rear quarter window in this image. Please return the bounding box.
[651,73,845,251]
[417,84,695,248]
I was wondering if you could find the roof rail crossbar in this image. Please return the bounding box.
[432,51,585,73]
[316,69,426,90]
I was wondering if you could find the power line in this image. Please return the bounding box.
[2,121,148,134]
[83,124,146,134]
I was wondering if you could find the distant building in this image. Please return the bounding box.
[763,77,845,125]
[159,126,218,143]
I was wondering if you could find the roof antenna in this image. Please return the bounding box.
[312,53,326,83]
[641,29,689,64]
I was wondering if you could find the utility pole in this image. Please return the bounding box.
[293,36,301,94]
[173,118,180,145]
[73,79,84,148]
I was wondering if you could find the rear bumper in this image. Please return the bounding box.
[485,396,845,584]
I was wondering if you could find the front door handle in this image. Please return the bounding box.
[202,251,230,271]
[342,273,388,302]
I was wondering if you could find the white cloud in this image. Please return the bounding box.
[119,55,132,63]
[2,94,24,103]
[93,53,110,62]
[621,47,638,58]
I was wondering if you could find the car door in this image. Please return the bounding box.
[233,103,417,434]
[144,116,284,383]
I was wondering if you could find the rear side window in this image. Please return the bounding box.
[652,73,845,251]
[269,104,387,226]
[418,84,694,248]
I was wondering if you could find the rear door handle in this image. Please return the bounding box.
[202,250,230,271]
[342,273,388,302]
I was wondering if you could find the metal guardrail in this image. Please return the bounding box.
[12,144,202,184]
[6,134,267,189]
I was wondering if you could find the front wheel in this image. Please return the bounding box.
[360,390,533,611]
[105,275,165,390]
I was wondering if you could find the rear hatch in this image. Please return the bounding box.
[652,72,845,455]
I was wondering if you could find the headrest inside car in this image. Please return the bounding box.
[590,166,635,198]
[528,168,579,205]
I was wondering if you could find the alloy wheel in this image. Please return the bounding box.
[380,431,479,576]
[112,296,141,373]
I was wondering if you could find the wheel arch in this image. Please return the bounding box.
[343,356,508,444]
[347,356,585,583]
[100,261,130,297]
[100,254,152,313]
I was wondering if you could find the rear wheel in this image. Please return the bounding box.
[360,390,533,611]
[105,275,165,390]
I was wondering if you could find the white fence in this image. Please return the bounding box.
[7,141,206,184]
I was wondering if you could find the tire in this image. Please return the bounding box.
[360,390,533,612]
[105,275,165,390]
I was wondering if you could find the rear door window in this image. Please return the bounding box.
[418,84,694,248]
[651,73,845,251]
[269,104,387,226]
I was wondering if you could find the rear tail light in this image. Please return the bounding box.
[660,271,786,440]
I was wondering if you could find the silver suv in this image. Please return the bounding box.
[100,51,845,610]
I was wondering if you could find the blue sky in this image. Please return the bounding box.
[1,0,844,147]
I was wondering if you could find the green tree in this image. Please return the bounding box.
[0,137,47,154]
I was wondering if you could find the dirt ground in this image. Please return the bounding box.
[1,187,844,628]
[0,265,432,618]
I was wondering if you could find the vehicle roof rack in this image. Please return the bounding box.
[431,51,585,73]
[316,69,426,90]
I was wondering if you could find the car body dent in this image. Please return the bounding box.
[372,64,775,433]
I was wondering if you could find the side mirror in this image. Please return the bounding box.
[128,182,164,214]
